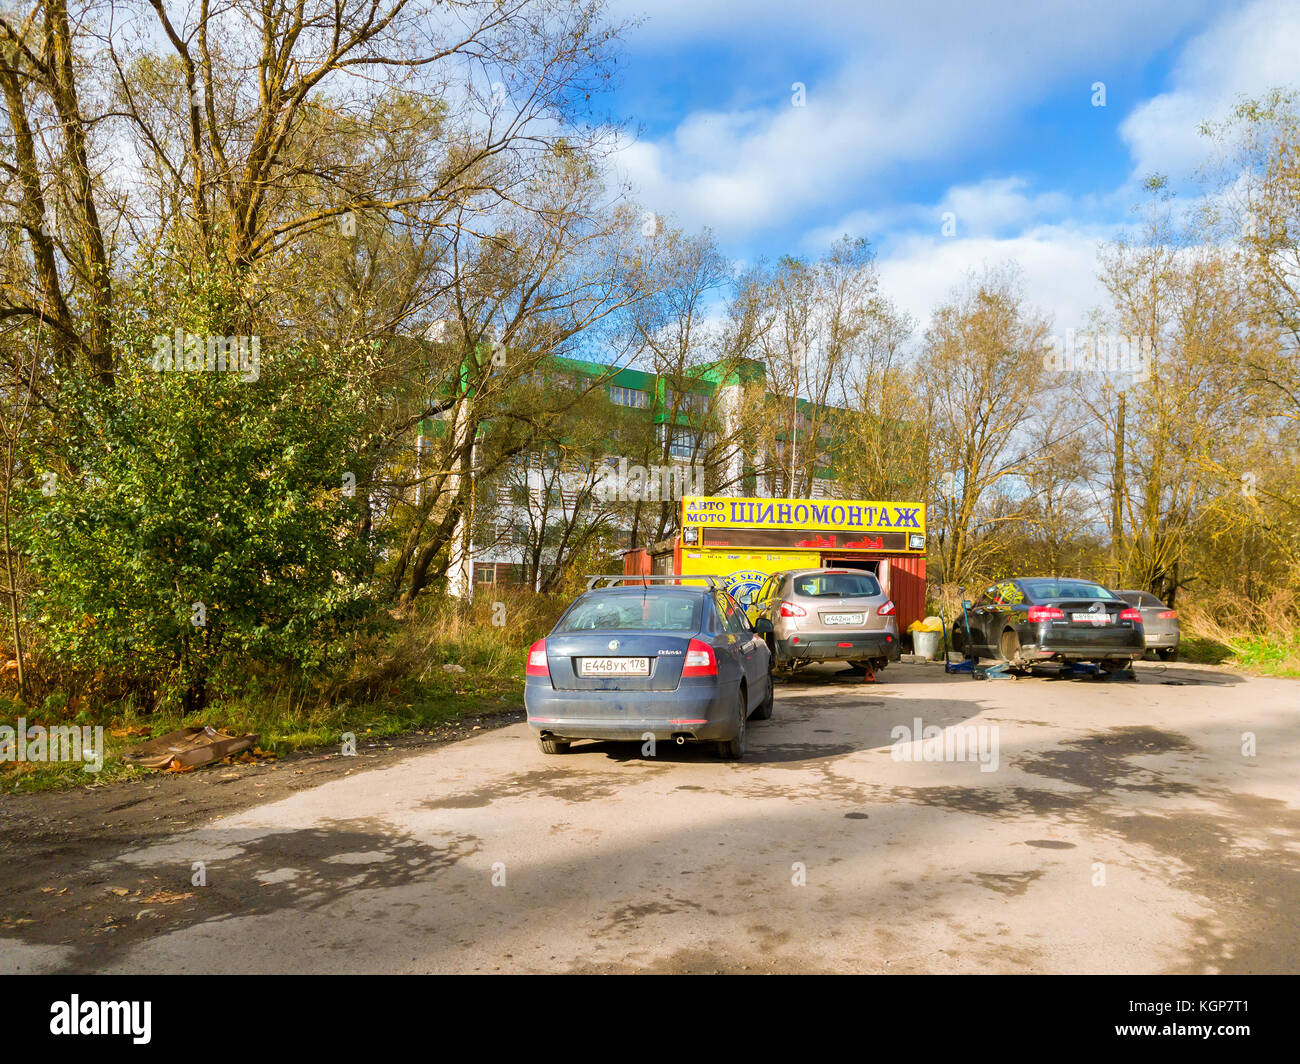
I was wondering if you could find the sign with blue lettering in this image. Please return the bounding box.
[682,497,926,535]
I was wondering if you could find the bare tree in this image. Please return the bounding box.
[920,265,1053,586]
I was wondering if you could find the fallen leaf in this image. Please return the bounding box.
[107,887,130,897]
[141,890,194,905]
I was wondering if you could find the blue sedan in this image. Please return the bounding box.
[524,580,773,759]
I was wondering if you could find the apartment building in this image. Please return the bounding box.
[443,354,845,595]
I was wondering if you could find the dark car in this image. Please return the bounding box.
[524,579,773,759]
[1116,589,1180,661]
[953,576,1145,672]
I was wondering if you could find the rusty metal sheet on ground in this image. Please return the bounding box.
[122,726,259,770]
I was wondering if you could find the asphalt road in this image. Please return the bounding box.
[3,660,1297,974]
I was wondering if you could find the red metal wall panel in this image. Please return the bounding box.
[888,555,928,636]
[622,549,652,578]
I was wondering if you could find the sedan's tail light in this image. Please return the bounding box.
[1157,610,1177,619]
[779,601,807,618]
[682,638,718,676]
[1119,608,1143,622]
[877,600,896,616]
[526,639,549,676]
[1027,606,1065,622]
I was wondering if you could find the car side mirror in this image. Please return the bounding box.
[754,616,774,634]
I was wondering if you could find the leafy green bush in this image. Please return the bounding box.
[23,342,375,712]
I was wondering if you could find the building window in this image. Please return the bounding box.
[667,389,707,414]
[610,385,648,408]
[658,423,699,459]
[474,563,496,585]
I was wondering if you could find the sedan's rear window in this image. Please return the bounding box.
[1120,590,1166,607]
[792,572,882,598]
[556,591,700,632]
[1021,579,1118,601]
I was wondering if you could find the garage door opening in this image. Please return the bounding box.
[821,557,880,573]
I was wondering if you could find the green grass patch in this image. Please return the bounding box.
[1222,633,1300,677]
[1177,635,1237,665]
[1177,631,1300,677]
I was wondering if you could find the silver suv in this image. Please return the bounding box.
[749,568,900,674]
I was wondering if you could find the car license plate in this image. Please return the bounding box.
[1071,612,1108,624]
[578,657,650,676]
[824,613,864,625]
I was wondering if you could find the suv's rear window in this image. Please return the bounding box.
[557,591,700,632]
[792,572,882,598]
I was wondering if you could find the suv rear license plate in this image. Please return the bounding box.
[579,657,650,676]
[824,613,864,625]
[1072,613,1108,624]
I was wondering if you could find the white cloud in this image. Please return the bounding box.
[613,55,993,237]
[606,0,1291,336]
[875,226,1113,336]
[1120,0,1300,181]
[611,1,1214,240]
[805,177,1080,250]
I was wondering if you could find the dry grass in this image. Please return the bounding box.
[2,589,576,793]
[1179,589,1300,676]
[318,585,564,702]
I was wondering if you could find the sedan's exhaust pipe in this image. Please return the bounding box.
[676,735,686,745]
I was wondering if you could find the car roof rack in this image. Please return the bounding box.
[584,574,728,591]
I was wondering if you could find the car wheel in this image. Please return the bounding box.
[749,673,774,720]
[716,683,747,759]
[999,628,1020,663]
[538,737,571,755]
[1157,647,1178,662]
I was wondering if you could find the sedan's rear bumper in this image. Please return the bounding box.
[1141,629,1180,648]
[524,682,737,741]
[1017,633,1144,662]
[777,632,899,663]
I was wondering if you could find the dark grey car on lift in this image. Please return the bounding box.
[953,576,1146,672]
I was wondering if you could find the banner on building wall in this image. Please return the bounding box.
[682,497,926,534]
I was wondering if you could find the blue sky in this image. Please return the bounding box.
[600,0,1300,333]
